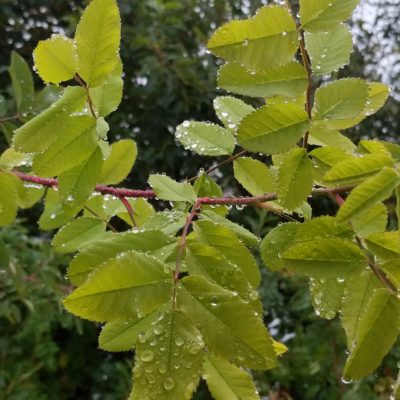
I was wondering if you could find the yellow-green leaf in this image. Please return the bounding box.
[33,35,78,84]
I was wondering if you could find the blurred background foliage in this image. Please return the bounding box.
[0,0,399,399]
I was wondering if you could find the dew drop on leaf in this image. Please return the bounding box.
[163,377,176,391]
[140,350,154,362]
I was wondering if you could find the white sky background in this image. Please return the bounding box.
[353,0,400,99]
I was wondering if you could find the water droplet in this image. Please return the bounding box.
[182,120,190,128]
[140,350,154,362]
[341,377,352,385]
[210,296,219,307]
[175,337,184,347]
[158,365,167,374]
[163,377,176,391]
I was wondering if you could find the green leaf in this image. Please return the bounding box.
[91,58,123,116]
[234,157,275,196]
[32,116,97,177]
[203,354,260,400]
[149,174,196,203]
[0,172,18,227]
[351,203,388,238]
[38,189,80,230]
[364,82,390,117]
[175,121,235,156]
[33,35,78,84]
[308,127,356,152]
[130,310,204,400]
[194,220,260,287]
[0,148,31,170]
[100,139,137,185]
[99,304,169,352]
[213,96,254,132]
[75,0,121,87]
[194,174,226,216]
[260,223,300,271]
[309,277,345,320]
[343,289,400,380]
[9,51,34,113]
[0,236,10,267]
[68,230,176,285]
[337,168,400,222]
[32,85,63,114]
[300,0,360,32]
[142,211,187,236]
[310,146,352,168]
[180,276,277,370]
[64,250,172,322]
[13,86,87,153]
[305,24,352,75]
[261,217,353,272]
[237,103,309,155]
[58,146,103,208]
[397,188,400,228]
[340,270,383,349]
[278,148,313,211]
[186,242,262,313]
[15,183,45,210]
[365,231,400,261]
[200,210,259,247]
[283,237,367,278]
[218,61,307,99]
[323,153,394,185]
[208,6,298,71]
[52,216,107,253]
[116,198,156,228]
[312,79,369,129]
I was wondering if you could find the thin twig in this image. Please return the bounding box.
[334,193,397,294]
[118,196,138,228]
[75,74,97,119]
[187,149,248,183]
[172,200,201,306]
[84,205,118,233]
[284,0,314,149]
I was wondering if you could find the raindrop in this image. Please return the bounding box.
[163,377,176,391]
[140,350,155,362]
[341,377,352,385]
[182,120,191,128]
[175,337,184,347]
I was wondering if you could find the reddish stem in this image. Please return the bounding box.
[118,196,138,228]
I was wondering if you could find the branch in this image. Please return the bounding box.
[13,171,355,206]
[285,0,314,149]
